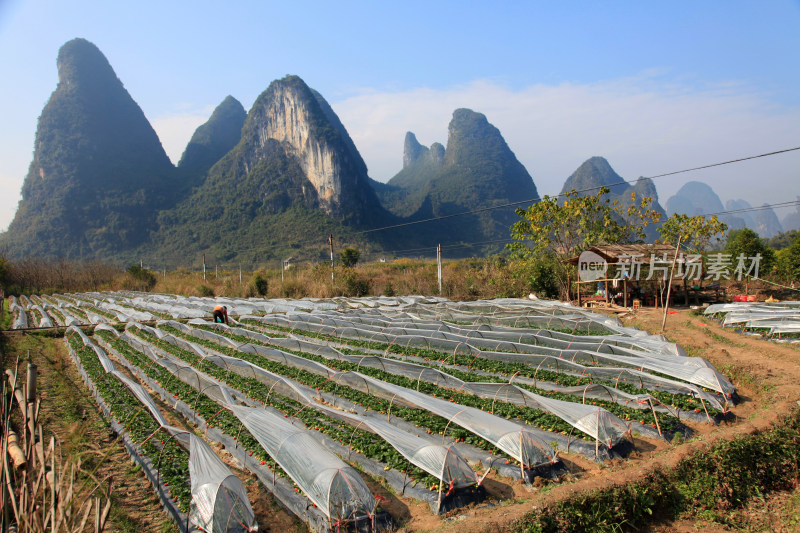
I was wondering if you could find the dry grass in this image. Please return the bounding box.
[2,359,112,532]
[145,256,533,301]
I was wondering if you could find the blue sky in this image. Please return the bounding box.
[1,0,799,231]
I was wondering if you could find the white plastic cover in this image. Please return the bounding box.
[189,434,257,533]
[227,403,376,524]
[75,329,258,532]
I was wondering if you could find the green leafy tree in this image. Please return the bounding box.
[126,264,156,291]
[724,228,775,277]
[658,213,728,252]
[775,233,800,283]
[508,187,661,297]
[339,247,361,268]
[767,229,800,250]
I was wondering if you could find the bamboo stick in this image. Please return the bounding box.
[6,429,27,469]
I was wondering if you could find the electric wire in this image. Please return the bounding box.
[360,198,800,259]
[353,146,800,235]
[145,146,800,267]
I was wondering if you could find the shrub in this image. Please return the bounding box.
[252,273,268,296]
[126,264,156,291]
[197,284,215,297]
[340,248,361,268]
[342,271,370,297]
[724,228,775,276]
[382,281,396,297]
[513,255,560,299]
[281,280,306,298]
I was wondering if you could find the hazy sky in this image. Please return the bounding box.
[1,1,798,232]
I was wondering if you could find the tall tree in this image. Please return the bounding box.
[509,187,661,297]
[725,228,775,276]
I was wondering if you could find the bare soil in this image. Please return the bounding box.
[4,305,799,532]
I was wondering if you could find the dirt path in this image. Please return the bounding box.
[2,332,179,533]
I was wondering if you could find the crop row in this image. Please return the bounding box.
[65,335,192,510]
[145,325,535,459]
[108,329,446,492]
[239,321,714,418]
[47,306,66,325]
[196,324,679,435]
[93,330,291,480]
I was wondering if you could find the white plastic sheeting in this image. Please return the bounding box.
[121,332,380,526]
[143,324,485,489]
[189,435,257,533]
[10,300,28,329]
[332,410,478,491]
[706,302,800,336]
[112,372,257,533]
[32,305,54,328]
[227,402,377,525]
[67,327,257,532]
[346,372,558,467]
[178,319,638,446]
[242,312,734,400]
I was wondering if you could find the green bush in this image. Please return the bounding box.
[252,273,268,296]
[513,255,560,299]
[724,228,775,276]
[513,409,800,532]
[774,232,800,282]
[280,280,306,298]
[197,284,215,297]
[126,264,156,291]
[342,271,370,297]
[340,247,360,268]
[382,281,396,297]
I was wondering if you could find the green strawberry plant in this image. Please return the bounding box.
[66,335,192,510]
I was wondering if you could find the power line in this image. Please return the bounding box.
[362,198,800,259]
[363,237,515,258]
[704,200,800,218]
[353,146,800,235]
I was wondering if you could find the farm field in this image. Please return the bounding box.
[3,293,800,532]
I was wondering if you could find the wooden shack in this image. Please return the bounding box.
[566,244,721,308]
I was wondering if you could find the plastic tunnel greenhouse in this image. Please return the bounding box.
[226,402,378,528]
[66,327,258,533]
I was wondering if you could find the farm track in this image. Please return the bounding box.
[4,305,799,531]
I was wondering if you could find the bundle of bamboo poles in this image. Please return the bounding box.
[2,354,112,532]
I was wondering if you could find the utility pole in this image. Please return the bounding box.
[239,263,242,285]
[437,244,443,295]
[203,253,206,282]
[329,234,335,282]
[215,265,218,279]
[661,235,683,334]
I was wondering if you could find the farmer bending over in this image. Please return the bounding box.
[212,305,229,324]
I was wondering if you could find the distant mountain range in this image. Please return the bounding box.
[558,156,667,242]
[664,181,786,238]
[0,38,793,265]
[371,109,540,248]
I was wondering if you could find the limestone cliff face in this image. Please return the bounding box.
[242,75,378,220]
[403,132,428,168]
